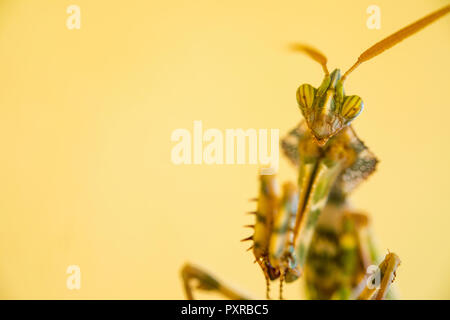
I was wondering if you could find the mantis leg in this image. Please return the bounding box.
[356,252,401,300]
[348,213,399,299]
[181,263,251,300]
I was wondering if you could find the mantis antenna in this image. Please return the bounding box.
[342,4,450,81]
[289,43,330,76]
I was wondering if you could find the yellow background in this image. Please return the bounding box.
[0,0,449,299]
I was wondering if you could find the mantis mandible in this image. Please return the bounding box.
[181,5,450,300]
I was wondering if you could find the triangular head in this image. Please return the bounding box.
[297,69,363,146]
[291,5,450,146]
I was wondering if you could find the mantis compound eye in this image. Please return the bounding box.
[296,83,316,117]
[341,95,364,123]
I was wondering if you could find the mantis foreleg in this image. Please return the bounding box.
[181,263,251,300]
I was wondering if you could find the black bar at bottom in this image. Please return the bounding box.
[0,300,446,318]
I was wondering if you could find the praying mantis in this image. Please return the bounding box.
[181,5,450,300]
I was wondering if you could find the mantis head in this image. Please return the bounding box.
[290,4,450,146]
[296,69,363,146]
